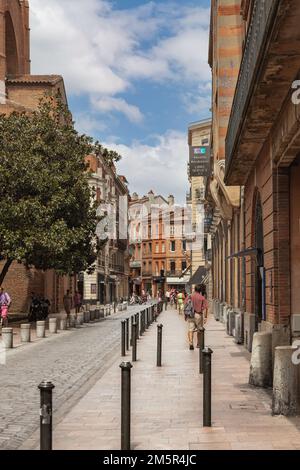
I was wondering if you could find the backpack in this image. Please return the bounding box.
[184,299,194,318]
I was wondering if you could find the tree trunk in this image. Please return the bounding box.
[0,259,13,286]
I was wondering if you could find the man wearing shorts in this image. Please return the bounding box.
[188,285,208,350]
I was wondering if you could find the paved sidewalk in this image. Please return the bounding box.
[52,309,300,450]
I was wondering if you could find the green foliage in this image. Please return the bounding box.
[0,97,121,280]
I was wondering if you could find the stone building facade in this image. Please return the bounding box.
[0,0,74,314]
[207,0,300,412]
[83,155,130,305]
[129,191,191,297]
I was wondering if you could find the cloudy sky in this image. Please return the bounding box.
[30,0,212,203]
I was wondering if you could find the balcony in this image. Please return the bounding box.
[166,270,183,278]
[225,0,300,185]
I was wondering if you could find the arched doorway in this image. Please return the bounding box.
[5,12,19,76]
[254,194,265,331]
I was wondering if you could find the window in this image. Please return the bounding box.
[149,243,152,253]
[182,240,187,251]
[170,225,175,236]
[170,261,176,273]
[155,243,159,253]
[182,261,187,272]
[170,240,176,252]
[162,243,165,253]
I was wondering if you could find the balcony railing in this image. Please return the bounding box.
[225,0,279,172]
[166,270,183,277]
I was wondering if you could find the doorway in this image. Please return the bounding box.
[254,194,265,331]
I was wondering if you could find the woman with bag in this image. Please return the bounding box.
[0,287,11,327]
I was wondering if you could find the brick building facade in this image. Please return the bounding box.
[0,0,75,314]
[207,0,300,412]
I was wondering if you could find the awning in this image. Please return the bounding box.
[166,276,190,285]
[187,266,207,285]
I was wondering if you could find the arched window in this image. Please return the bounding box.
[5,12,19,76]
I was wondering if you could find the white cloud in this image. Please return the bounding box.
[30,0,211,122]
[106,130,189,204]
[93,97,144,123]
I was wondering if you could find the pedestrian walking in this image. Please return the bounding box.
[177,290,185,315]
[74,291,82,314]
[0,287,11,328]
[63,289,73,323]
[186,285,208,350]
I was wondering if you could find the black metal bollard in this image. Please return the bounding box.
[146,308,149,329]
[120,361,133,450]
[121,320,126,357]
[157,324,163,367]
[135,313,140,340]
[130,316,134,346]
[126,318,129,351]
[132,322,137,362]
[114,302,116,314]
[198,327,205,374]
[203,347,213,427]
[38,380,55,450]
[141,311,144,335]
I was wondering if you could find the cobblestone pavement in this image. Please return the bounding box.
[0,304,150,450]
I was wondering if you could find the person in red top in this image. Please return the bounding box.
[188,284,208,350]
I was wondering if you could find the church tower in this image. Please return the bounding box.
[0,0,30,82]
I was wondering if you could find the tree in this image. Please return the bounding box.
[0,97,122,285]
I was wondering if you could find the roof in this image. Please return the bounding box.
[6,75,64,86]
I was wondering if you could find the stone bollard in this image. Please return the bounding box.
[272,345,300,416]
[95,309,100,321]
[69,314,77,328]
[36,321,46,338]
[49,318,58,334]
[86,311,91,323]
[2,327,13,349]
[249,332,272,387]
[20,323,31,343]
[90,310,95,322]
[228,309,236,336]
[60,317,67,331]
[100,306,105,318]
[118,303,123,312]
[78,312,84,325]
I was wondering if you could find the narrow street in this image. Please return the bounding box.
[0,305,145,450]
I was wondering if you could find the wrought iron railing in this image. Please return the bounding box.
[225,0,280,173]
